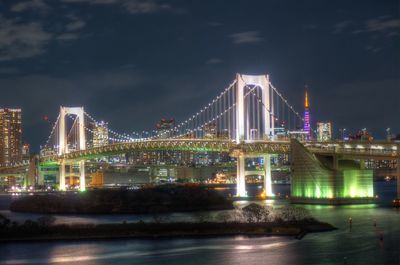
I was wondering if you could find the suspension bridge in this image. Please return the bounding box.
[39,74,400,201]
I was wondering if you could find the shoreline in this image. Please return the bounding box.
[8,205,234,215]
[8,186,234,215]
[0,221,336,242]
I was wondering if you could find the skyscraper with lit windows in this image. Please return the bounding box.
[93,121,109,148]
[316,122,332,141]
[0,108,22,166]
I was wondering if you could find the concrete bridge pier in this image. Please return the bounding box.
[59,159,66,191]
[263,154,273,197]
[79,160,86,191]
[59,160,85,191]
[234,150,273,198]
[236,153,246,197]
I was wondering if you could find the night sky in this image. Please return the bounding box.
[0,0,399,151]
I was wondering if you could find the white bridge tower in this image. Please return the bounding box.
[235,74,274,197]
[58,106,86,191]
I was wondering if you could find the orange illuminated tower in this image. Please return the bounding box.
[303,88,311,139]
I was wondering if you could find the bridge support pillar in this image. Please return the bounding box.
[79,160,85,192]
[263,155,273,197]
[236,154,246,197]
[360,159,365,170]
[333,155,339,170]
[59,160,66,191]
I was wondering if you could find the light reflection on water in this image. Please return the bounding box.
[0,181,399,265]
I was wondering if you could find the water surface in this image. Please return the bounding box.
[0,181,399,265]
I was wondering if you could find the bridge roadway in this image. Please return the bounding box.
[39,139,400,163]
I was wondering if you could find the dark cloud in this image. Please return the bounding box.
[60,0,183,14]
[206,58,222,65]
[302,24,317,30]
[315,78,400,135]
[208,22,223,27]
[333,20,353,34]
[0,67,21,74]
[122,1,170,14]
[0,17,52,61]
[60,0,119,4]
[65,19,86,31]
[333,16,400,37]
[364,17,400,36]
[332,15,400,53]
[0,0,398,150]
[10,0,49,12]
[230,31,264,45]
[56,33,79,41]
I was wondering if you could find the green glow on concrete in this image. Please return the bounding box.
[291,169,373,199]
[342,170,373,198]
[39,161,60,167]
[292,172,335,199]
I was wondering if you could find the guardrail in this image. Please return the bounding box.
[39,139,400,163]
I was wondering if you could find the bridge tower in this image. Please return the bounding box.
[58,106,86,191]
[235,74,274,197]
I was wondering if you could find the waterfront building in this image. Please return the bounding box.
[365,159,397,169]
[156,118,175,138]
[288,130,308,141]
[274,126,286,140]
[21,144,30,161]
[316,122,332,141]
[386,128,394,141]
[348,129,373,142]
[93,121,109,148]
[217,129,230,139]
[127,118,194,166]
[0,108,22,166]
[204,122,217,139]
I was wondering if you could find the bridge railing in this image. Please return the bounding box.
[40,138,237,162]
[39,138,400,163]
[304,141,399,158]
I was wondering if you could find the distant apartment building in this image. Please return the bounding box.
[21,143,30,161]
[93,121,109,148]
[0,108,22,166]
[316,122,332,142]
[204,122,217,139]
[156,118,175,139]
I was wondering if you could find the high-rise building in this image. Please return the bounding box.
[93,121,109,148]
[21,143,30,161]
[316,122,332,141]
[204,122,217,139]
[303,89,311,139]
[0,108,22,166]
[156,118,175,139]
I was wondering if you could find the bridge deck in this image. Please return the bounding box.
[39,139,400,164]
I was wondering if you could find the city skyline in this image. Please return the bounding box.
[0,0,399,150]
[0,2,399,264]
